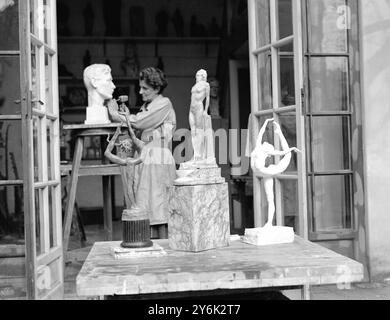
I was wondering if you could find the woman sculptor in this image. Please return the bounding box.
[107,67,177,238]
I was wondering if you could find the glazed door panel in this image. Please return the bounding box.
[20,0,63,299]
[248,0,308,237]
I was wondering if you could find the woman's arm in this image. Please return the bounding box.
[269,147,300,157]
[107,99,130,123]
[127,100,172,131]
[204,83,210,114]
[255,118,274,147]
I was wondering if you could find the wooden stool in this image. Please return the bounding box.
[62,124,122,255]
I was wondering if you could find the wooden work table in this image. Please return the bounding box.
[76,236,364,300]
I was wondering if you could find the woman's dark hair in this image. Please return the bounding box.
[139,67,168,94]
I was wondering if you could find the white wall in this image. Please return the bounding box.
[360,0,390,280]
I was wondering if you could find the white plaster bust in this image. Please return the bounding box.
[83,64,115,125]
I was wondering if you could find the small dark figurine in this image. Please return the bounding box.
[155,8,170,37]
[172,8,184,37]
[208,17,221,37]
[156,56,164,72]
[58,64,73,77]
[57,1,71,36]
[190,15,207,37]
[83,2,94,36]
[103,0,122,36]
[129,6,146,36]
[83,50,91,70]
[120,44,139,78]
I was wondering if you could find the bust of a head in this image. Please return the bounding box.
[209,78,219,98]
[83,64,116,108]
[195,69,207,82]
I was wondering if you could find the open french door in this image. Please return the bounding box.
[20,0,63,299]
[247,0,308,237]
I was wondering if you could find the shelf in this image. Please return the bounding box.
[61,106,140,114]
[58,36,221,44]
[59,76,138,82]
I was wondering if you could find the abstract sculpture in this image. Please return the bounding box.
[244,119,300,245]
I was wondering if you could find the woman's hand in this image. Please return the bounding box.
[107,99,119,110]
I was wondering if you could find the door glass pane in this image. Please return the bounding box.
[279,53,295,107]
[256,0,271,47]
[0,184,24,244]
[0,120,23,179]
[312,116,350,171]
[0,57,21,115]
[30,0,38,37]
[43,0,51,45]
[257,51,272,110]
[45,53,53,114]
[309,57,349,112]
[313,175,352,232]
[49,186,54,248]
[308,0,348,53]
[0,0,19,51]
[278,113,297,173]
[280,179,299,231]
[35,189,41,255]
[278,0,293,39]
[33,116,41,182]
[31,45,39,102]
[46,120,54,181]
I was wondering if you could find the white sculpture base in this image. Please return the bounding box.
[84,106,111,125]
[242,226,295,246]
[110,242,166,259]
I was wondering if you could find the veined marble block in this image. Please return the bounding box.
[169,182,230,252]
[175,166,225,186]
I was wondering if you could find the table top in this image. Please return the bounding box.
[76,236,364,297]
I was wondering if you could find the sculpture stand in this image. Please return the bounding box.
[120,198,153,249]
[242,226,295,246]
[169,162,230,252]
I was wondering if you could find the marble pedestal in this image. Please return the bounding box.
[169,181,230,252]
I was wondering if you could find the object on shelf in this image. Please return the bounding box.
[120,43,139,78]
[172,8,184,37]
[155,7,170,37]
[129,6,145,36]
[208,17,221,37]
[156,56,164,72]
[103,0,122,36]
[66,86,87,107]
[83,50,92,70]
[190,15,207,37]
[209,78,221,118]
[58,64,73,77]
[83,2,94,36]
[57,1,71,36]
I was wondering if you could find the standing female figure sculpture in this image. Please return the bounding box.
[188,69,215,164]
[251,119,300,227]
